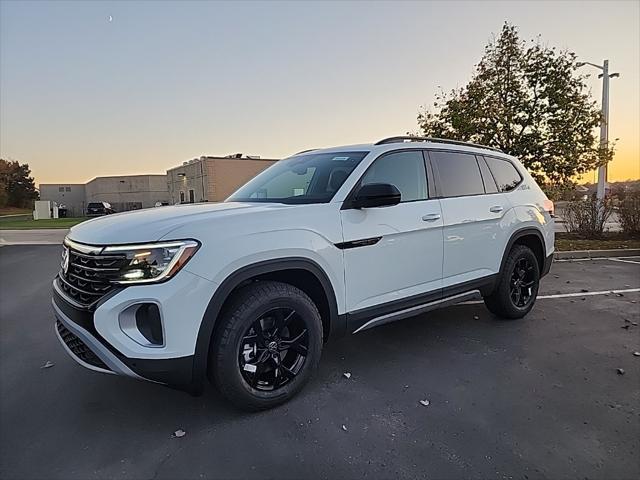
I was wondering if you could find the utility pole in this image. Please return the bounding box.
[577,60,619,201]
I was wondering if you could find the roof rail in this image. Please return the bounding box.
[374,136,502,152]
[293,148,318,155]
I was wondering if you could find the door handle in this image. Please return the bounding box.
[489,205,504,213]
[422,213,441,222]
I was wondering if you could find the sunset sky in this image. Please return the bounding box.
[1,0,638,185]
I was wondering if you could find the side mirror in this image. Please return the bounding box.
[351,183,401,209]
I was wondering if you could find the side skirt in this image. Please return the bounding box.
[346,274,496,334]
[351,290,482,334]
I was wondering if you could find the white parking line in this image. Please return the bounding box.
[538,288,640,299]
[554,256,640,263]
[463,287,640,304]
[608,258,640,265]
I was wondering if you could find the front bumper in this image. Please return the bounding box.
[53,298,145,379]
[52,271,213,392]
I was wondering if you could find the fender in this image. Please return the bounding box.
[189,257,341,393]
[498,227,547,276]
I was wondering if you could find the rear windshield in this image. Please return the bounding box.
[87,203,103,208]
[227,151,369,204]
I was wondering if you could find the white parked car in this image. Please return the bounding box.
[53,136,554,410]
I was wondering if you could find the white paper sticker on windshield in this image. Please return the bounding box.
[332,156,349,161]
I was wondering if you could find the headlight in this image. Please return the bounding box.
[103,240,200,284]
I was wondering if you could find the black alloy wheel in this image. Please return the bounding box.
[509,257,536,308]
[210,281,323,411]
[483,244,540,319]
[238,307,309,391]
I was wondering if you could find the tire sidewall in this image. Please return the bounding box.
[504,246,540,316]
[213,285,323,407]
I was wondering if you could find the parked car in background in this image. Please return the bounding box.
[53,136,554,411]
[86,202,115,216]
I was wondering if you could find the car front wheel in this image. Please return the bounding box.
[209,281,323,411]
[484,244,540,319]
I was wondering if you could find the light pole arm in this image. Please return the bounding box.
[576,61,604,70]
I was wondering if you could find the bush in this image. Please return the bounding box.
[618,192,640,236]
[563,198,614,239]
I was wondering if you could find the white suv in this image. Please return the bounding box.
[53,137,554,410]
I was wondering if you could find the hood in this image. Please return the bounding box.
[68,202,291,245]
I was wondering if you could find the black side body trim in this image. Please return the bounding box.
[542,253,553,277]
[335,237,382,249]
[345,275,497,334]
[192,258,340,395]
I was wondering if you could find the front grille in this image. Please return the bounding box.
[56,320,110,371]
[58,247,128,308]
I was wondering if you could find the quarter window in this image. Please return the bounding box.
[484,157,522,192]
[360,151,427,202]
[431,151,485,197]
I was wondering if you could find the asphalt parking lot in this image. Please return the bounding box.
[1,246,639,480]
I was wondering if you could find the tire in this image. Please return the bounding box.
[484,245,540,319]
[209,281,323,411]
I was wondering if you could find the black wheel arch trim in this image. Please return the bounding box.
[499,227,548,278]
[190,257,341,394]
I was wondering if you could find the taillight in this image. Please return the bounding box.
[543,199,555,217]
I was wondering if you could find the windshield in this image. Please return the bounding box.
[227,151,369,204]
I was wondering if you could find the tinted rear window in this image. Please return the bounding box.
[87,203,103,208]
[485,157,522,192]
[431,151,484,197]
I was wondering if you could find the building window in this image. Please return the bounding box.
[189,189,195,203]
[65,187,71,192]
[180,191,185,203]
[59,187,64,192]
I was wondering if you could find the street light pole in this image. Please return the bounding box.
[576,60,619,201]
[597,60,610,201]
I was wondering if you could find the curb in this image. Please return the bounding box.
[554,249,640,260]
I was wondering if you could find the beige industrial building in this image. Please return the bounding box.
[39,184,87,217]
[40,154,278,216]
[84,175,169,211]
[40,174,169,215]
[167,155,278,204]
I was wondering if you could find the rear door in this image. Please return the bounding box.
[340,150,443,315]
[429,150,509,291]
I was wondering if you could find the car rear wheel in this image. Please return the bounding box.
[484,245,540,319]
[209,281,323,411]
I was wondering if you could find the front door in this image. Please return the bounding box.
[340,150,444,318]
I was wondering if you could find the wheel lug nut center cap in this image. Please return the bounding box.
[268,341,278,352]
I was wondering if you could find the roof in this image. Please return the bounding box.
[294,136,514,160]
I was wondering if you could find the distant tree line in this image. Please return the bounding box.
[416,23,613,192]
[0,159,39,209]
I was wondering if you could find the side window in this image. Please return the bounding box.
[431,151,485,197]
[360,151,427,202]
[484,157,522,192]
[478,156,498,194]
